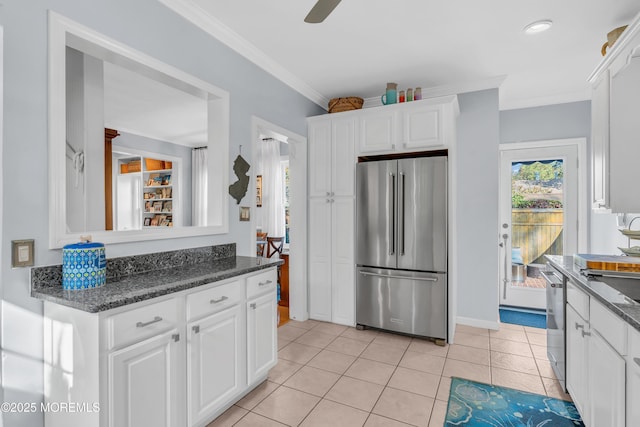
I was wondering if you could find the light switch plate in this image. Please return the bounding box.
[12,239,34,268]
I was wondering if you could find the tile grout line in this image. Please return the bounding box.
[226,321,558,426]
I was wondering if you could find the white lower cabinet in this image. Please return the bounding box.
[109,328,183,427]
[627,327,640,426]
[566,281,628,427]
[187,305,242,427]
[44,268,277,427]
[588,330,626,427]
[247,290,278,383]
[308,196,355,325]
[566,304,589,422]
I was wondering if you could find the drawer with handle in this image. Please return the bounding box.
[246,269,277,299]
[106,298,179,350]
[567,279,590,320]
[186,279,243,321]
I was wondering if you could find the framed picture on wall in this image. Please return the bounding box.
[256,175,262,207]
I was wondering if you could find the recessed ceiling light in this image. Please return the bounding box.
[524,20,553,34]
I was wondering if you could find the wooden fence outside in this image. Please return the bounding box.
[512,209,563,265]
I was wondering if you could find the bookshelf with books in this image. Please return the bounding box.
[118,156,176,228]
[143,159,174,227]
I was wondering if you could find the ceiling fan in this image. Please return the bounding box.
[304,0,342,23]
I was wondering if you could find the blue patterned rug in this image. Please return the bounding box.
[445,377,584,426]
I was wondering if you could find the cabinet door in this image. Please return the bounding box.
[609,51,640,213]
[331,197,355,326]
[591,70,610,211]
[332,117,356,197]
[359,110,397,153]
[109,329,182,427]
[309,197,333,322]
[588,330,626,427]
[566,305,589,424]
[401,103,443,150]
[187,305,242,427]
[247,291,277,384]
[308,120,332,197]
[628,328,640,426]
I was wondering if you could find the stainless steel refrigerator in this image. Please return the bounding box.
[356,155,447,340]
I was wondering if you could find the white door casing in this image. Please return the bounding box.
[498,139,586,309]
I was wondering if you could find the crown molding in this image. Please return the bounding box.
[362,75,507,108]
[159,0,329,109]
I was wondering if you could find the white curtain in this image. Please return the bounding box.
[261,138,285,237]
[192,147,208,226]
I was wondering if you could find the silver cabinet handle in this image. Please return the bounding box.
[326,192,331,196]
[192,325,200,334]
[259,280,273,287]
[250,303,257,309]
[575,322,584,330]
[359,270,437,282]
[582,330,591,337]
[210,296,228,304]
[136,316,162,328]
[172,333,180,342]
[634,357,640,368]
[326,199,331,203]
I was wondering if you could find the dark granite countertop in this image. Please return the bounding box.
[546,255,640,332]
[31,244,282,313]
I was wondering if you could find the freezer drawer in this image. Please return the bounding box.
[356,267,446,339]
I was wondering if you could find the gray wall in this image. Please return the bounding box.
[455,98,592,325]
[456,89,501,324]
[0,1,323,425]
[500,101,591,144]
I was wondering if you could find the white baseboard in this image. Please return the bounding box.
[456,316,500,331]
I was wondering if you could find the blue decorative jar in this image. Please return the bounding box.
[62,241,107,290]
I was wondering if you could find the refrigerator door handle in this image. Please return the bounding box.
[389,172,395,255]
[399,173,405,256]
[358,270,438,282]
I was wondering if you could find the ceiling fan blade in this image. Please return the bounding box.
[304,0,342,23]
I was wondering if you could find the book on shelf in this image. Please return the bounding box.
[147,173,162,186]
[162,201,172,212]
[161,174,171,185]
[152,201,163,212]
[149,214,172,227]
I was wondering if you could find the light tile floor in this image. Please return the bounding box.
[207,320,571,427]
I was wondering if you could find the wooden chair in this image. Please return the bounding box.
[266,237,285,304]
[266,237,284,258]
[256,232,268,257]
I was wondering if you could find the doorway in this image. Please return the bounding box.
[251,117,308,325]
[499,139,586,310]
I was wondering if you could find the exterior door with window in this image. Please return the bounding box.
[499,145,578,309]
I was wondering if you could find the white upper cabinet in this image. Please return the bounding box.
[308,120,333,198]
[308,116,356,198]
[332,117,358,196]
[401,102,446,149]
[589,13,640,213]
[591,70,610,211]
[359,109,398,153]
[357,96,459,155]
